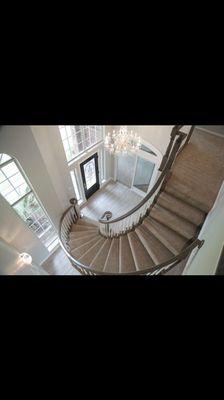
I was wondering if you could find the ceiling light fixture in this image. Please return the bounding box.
[104,126,141,154]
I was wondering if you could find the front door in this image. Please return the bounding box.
[80,153,100,200]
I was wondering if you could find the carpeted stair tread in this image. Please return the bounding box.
[104,239,120,273]
[68,233,97,248]
[78,237,106,265]
[150,204,198,240]
[69,230,98,239]
[76,218,99,228]
[136,224,174,264]
[165,181,210,214]
[144,217,187,255]
[164,129,224,213]
[120,235,136,273]
[157,191,206,226]
[90,239,113,271]
[128,231,155,271]
[71,236,102,259]
[71,224,98,233]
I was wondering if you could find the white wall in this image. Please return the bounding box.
[31,126,75,212]
[0,238,21,274]
[127,126,174,155]
[183,182,224,275]
[0,125,74,265]
[0,125,66,230]
[0,238,48,275]
[0,195,49,265]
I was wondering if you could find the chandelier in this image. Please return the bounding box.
[104,126,141,154]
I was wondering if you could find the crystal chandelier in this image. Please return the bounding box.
[104,126,141,154]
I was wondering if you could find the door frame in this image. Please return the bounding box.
[115,139,162,197]
[68,143,105,206]
[80,152,100,200]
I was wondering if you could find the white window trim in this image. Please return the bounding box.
[60,125,105,165]
[67,142,106,206]
[0,154,58,252]
[114,138,162,198]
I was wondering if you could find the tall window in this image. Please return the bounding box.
[59,125,104,162]
[70,170,81,203]
[0,153,57,250]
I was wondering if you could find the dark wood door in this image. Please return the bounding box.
[80,153,100,200]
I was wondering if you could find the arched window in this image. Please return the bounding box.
[0,153,57,250]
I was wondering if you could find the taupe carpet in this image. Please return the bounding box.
[165,128,224,213]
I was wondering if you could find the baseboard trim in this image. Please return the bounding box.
[196,126,224,139]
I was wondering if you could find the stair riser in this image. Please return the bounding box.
[104,239,120,273]
[69,234,97,246]
[144,218,186,255]
[120,236,136,273]
[76,220,99,228]
[128,232,155,271]
[78,238,105,265]
[90,240,112,270]
[71,226,98,232]
[136,227,174,265]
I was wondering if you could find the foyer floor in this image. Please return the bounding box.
[42,181,141,275]
[81,180,142,222]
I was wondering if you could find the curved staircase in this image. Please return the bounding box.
[59,126,224,275]
[68,187,206,274]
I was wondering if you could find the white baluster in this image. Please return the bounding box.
[128,215,132,231]
[128,215,130,230]
[68,212,73,226]
[122,219,125,233]
[131,214,134,229]
[137,209,140,223]
[118,222,120,236]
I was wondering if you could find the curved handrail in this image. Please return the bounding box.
[99,129,186,225]
[58,125,199,275]
[99,161,170,224]
[100,211,113,221]
[158,125,184,171]
[59,205,204,275]
[58,205,105,275]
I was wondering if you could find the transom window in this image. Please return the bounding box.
[0,153,58,250]
[59,125,104,162]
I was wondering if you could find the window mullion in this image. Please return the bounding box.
[11,190,32,207]
[0,156,58,252]
[0,158,14,169]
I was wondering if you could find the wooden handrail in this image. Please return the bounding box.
[59,204,204,275]
[158,125,184,171]
[177,125,195,154]
[58,204,98,274]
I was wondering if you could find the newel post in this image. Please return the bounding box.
[159,126,178,171]
[69,198,80,220]
[99,211,112,237]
